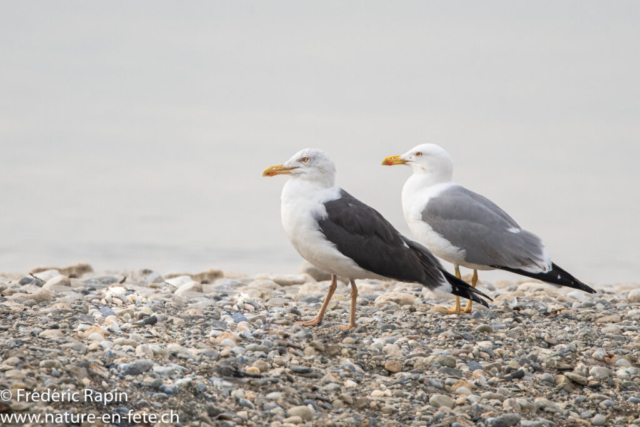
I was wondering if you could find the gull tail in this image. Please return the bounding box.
[441,269,492,307]
[494,263,596,293]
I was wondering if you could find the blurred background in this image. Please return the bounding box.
[1,1,638,284]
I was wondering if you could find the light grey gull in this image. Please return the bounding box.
[382,143,596,314]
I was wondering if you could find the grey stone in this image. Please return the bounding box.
[123,359,155,376]
[429,394,454,408]
[489,414,521,427]
[42,275,71,290]
[565,372,589,386]
[589,366,612,380]
[591,414,606,426]
[29,289,52,303]
[431,355,457,368]
[266,297,289,307]
[286,405,314,421]
[475,324,493,333]
[83,276,119,288]
[174,281,203,296]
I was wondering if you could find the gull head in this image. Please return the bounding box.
[382,143,453,178]
[262,148,336,185]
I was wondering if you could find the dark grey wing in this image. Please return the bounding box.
[317,190,445,289]
[314,191,491,308]
[423,186,548,270]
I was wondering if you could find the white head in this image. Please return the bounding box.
[382,143,454,182]
[262,148,336,187]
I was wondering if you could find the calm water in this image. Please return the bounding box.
[1,139,638,285]
[1,2,639,284]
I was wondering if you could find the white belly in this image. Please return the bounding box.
[281,183,383,280]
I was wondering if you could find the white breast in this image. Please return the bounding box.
[281,180,380,279]
[402,177,468,266]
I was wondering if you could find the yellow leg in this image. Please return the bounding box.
[338,280,358,331]
[296,275,338,327]
[460,270,478,313]
[431,265,463,315]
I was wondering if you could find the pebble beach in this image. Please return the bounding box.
[1,263,639,427]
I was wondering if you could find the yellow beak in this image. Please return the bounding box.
[382,155,407,166]
[262,163,298,177]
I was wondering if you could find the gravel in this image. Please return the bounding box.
[0,265,639,426]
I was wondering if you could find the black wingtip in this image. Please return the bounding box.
[470,290,490,307]
[494,263,596,294]
[441,269,492,307]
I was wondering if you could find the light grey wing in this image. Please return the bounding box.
[423,186,549,270]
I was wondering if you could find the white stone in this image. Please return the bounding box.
[592,348,608,361]
[34,269,61,282]
[591,414,606,426]
[382,344,404,358]
[42,275,71,290]
[29,289,52,303]
[266,392,283,400]
[166,344,194,359]
[266,297,289,307]
[174,281,203,296]
[628,289,640,303]
[534,398,560,412]
[615,358,632,368]
[5,370,26,380]
[429,394,454,408]
[286,405,314,421]
[39,329,64,340]
[284,416,303,424]
[455,387,472,395]
[165,275,193,287]
[296,282,323,297]
[87,333,104,342]
[503,398,521,412]
[133,269,164,284]
[567,291,586,301]
[517,282,546,292]
[136,344,153,358]
[589,366,612,380]
[247,279,280,290]
[270,274,315,286]
[231,389,245,400]
[374,292,416,307]
[107,286,127,295]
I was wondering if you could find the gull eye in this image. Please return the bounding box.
[415,152,423,157]
[301,157,310,163]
